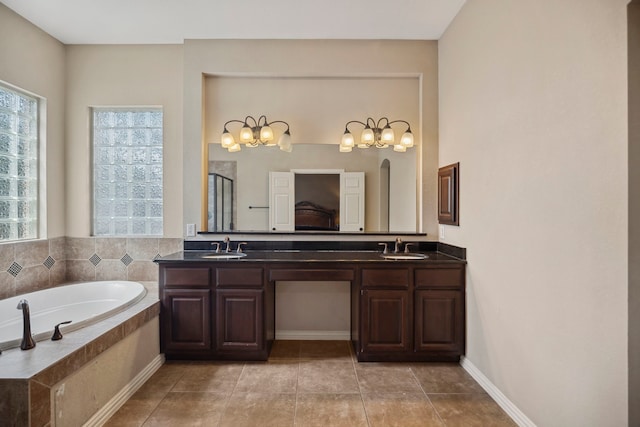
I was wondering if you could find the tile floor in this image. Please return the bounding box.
[105,341,516,427]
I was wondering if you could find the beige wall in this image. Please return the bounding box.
[184,39,438,236]
[629,1,640,425]
[0,4,66,238]
[439,0,628,425]
[65,44,184,237]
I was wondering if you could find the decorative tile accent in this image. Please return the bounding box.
[43,256,55,270]
[89,253,102,266]
[121,253,133,266]
[8,262,22,277]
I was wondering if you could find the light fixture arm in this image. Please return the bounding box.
[387,119,412,132]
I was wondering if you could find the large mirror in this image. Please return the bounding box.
[207,143,417,233]
[202,74,422,234]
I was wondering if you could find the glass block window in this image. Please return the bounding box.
[0,84,39,241]
[92,108,163,236]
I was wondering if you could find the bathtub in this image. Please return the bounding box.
[0,281,146,351]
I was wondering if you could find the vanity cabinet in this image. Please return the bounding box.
[359,269,411,355]
[215,267,269,359]
[159,266,212,356]
[356,265,465,362]
[157,255,465,363]
[414,267,465,354]
[159,264,272,360]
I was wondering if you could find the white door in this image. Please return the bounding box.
[269,172,295,231]
[340,172,365,232]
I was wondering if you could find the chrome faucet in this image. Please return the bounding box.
[223,236,231,253]
[394,237,403,253]
[16,299,36,350]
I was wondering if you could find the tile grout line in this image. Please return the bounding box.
[409,365,448,426]
[139,364,188,427]
[216,361,247,427]
[293,354,301,427]
[349,345,373,427]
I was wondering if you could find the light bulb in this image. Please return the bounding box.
[260,125,274,142]
[381,126,395,143]
[339,145,352,152]
[361,128,375,144]
[341,132,355,148]
[220,131,235,148]
[278,130,292,152]
[239,125,254,143]
[401,131,414,147]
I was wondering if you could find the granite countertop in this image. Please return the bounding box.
[156,250,466,263]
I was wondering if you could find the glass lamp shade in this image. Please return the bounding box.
[401,131,414,147]
[278,130,292,152]
[357,143,370,149]
[339,144,353,152]
[260,125,274,142]
[393,144,407,152]
[381,126,395,143]
[361,128,375,144]
[220,131,235,148]
[239,126,254,143]
[228,142,241,152]
[341,132,355,148]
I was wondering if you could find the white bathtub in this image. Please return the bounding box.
[0,281,146,351]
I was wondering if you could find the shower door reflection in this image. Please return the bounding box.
[208,173,234,231]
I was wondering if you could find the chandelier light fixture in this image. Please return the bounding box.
[339,117,414,153]
[220,115,292,152]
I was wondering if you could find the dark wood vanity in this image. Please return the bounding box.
[156,249,466,363]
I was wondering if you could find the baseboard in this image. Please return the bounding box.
[275,330,351,340]
[460,356,536,427]
[83,354,165,427]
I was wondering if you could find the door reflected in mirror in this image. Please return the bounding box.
[206,143,418,233]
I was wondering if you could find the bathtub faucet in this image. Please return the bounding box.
[16,299,36,350]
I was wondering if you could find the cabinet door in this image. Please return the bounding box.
[340,172,365,231]
[414,290,464,353]
[216,289,264,352]
[269,171,295,231]
[360,289,410,353]
[162,289,211,352]
[438,163,459,225]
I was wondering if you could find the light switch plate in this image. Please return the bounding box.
[440,225,445,240]
[186,223,196,237]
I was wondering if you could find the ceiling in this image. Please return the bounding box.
[0,0,466,44]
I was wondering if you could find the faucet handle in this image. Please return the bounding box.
[404,243,414,254]
[51,321,72,341]
[236,242,248,253]
[378,243,388,254]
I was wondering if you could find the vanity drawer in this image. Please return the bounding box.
[216,267,264,288]
[361,268,409,289]
[414,268,464,289]
[162,267,210,287]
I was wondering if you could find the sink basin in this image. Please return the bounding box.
[201,253,247,260]
[381,253,428,260]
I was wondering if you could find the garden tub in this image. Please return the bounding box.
[0,281,146,351]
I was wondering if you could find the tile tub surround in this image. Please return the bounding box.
[0,282,160,427]
[105,341,516,427]
[0,237,182,300]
